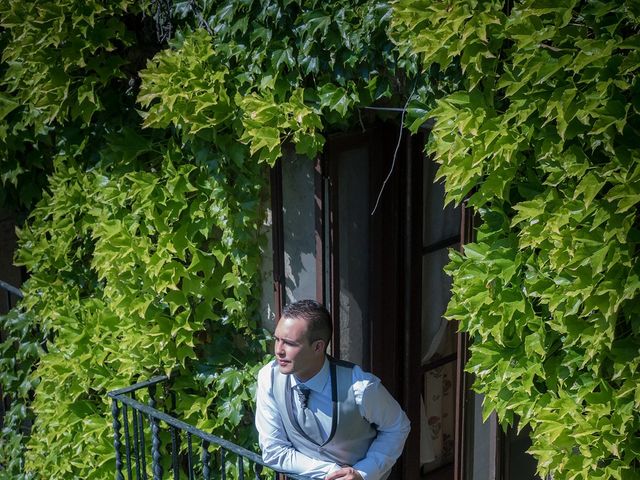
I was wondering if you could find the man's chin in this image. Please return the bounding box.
[278,364,293,375]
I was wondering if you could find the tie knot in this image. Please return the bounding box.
[296,385,311,409]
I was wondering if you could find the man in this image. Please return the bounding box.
[255,299,410,480]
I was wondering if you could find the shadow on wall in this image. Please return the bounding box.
[281,147,316,303]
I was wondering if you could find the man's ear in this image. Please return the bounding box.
[314,339,325,353]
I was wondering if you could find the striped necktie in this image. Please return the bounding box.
[295,385,323,444]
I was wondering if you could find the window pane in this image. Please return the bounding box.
[420,154,459,478]
[421,248,456,359]
[423,159,461,247]
[337,145,370,366]
[282,147,317,304]
[421,248,457,474]
[471,395,494,480]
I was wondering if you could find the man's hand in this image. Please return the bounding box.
[325,467,363,480]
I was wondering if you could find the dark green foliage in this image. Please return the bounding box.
[0,308,41,480]
[13,140,268,479]
[137,0,416,165]
[0,1,150,212]
[7,0,635,478]
[0,1,421,478]
[392,1,640,478]
[0,0,266,477]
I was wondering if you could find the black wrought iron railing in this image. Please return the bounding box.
[108,375,310,480]
[0,279,23,314]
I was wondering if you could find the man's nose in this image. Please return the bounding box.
[275,340,284,355]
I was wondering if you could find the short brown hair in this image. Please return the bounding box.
[281,300,332,348]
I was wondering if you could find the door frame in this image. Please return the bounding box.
[269,125,502,480]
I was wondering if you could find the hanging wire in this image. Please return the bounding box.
[357,106,366,132]
[370,83,417,216]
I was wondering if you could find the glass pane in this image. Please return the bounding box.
[420,154,460,479]
[423,159,461,247]
[421,248,456,359]
[421,248,457,476]
[471,395,493,480]
[337,145,370,366]
[281,147,317,304]
[506,422,540,479]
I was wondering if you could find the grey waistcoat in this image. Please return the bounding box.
[271,357,378,468]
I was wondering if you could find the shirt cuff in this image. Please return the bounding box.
[356,470,367,480]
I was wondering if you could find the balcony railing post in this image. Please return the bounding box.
[171,426,179,480]
[254,462,263,480]
[202,439,211,480]
[220,448,226,480]
[122,404,133,480]
[112,399,125,480]
[137,399,148,480]
[149,384,163,480]
[187,432,195,480]
[163,381,180,480]
[238,455,245,480]
[130,391,142,480]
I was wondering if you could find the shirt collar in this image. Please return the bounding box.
[292,357,330,394]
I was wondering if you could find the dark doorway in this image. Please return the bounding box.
[270,121,525,480]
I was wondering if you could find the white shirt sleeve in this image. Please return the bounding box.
[351,367,411,480]
[255,362,341,479]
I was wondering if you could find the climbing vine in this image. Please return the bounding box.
[4,1,636,479]
[392,1,640,479]
[14,138,268,479]
[0,307,40,480]
[0,1,418,479]
[136,0,415,165]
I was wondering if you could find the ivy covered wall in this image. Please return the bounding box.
[392,1,640,479]
[0,1,638,480]
[0,1,417,479]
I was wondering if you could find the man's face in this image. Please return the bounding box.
[273,316,324,381]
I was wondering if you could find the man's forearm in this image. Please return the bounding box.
[262,443,339,479]
[350,424,411,480]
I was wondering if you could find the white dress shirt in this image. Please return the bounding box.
[255,357,411,480]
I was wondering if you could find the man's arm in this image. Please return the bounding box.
[255,363,340,479]
[335,368,411,480]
